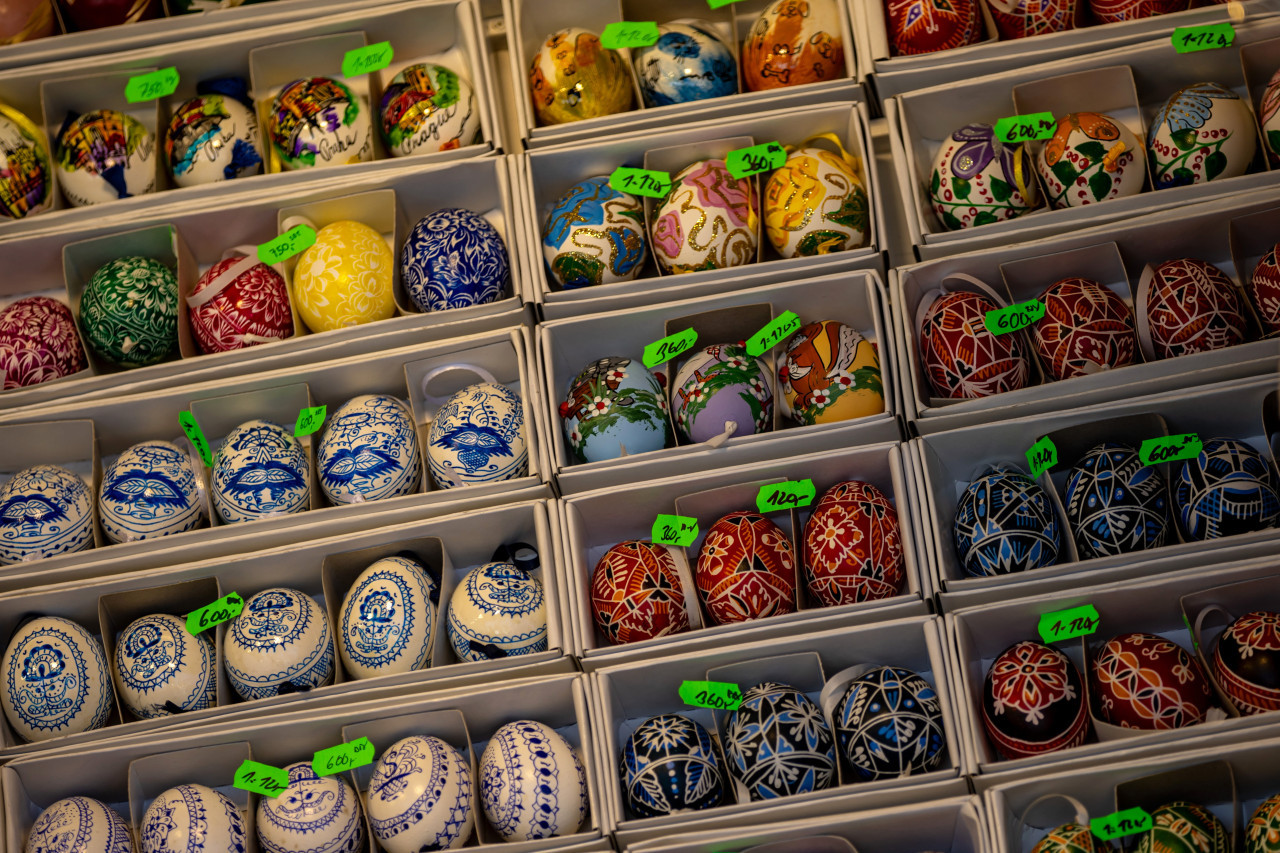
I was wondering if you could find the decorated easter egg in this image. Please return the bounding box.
[742,0,846,91]
[1136,803,1228,853]
[1142,258,1247,359]
[99,440,204,543]
[268,77,372,170]
[779,321,883,425]
[1148,82,1256,189]
[1092,631,1212,729]
[1,616,111,742]
[211,420,309,524]
[620,714,725,817]
[113,613,215,719]
[930,123,1037,230]
[293,220,394,333]
[379,63,480,157]
[919,290,1031,398]
[633,20,737,107]
[258,762,364,853]
[480,720,588,841]
[834,666,946,781]
[56,109,155,206]
[803,481,904,605]
[1064,442,1169,559]
[1262,69,1280,166]
[189,255,292,354]
[1032,278,1136,380]
[57,0,158,30]
[1175,438,1280,540]
[447,561,546,661]
[1249,243,1280,335]
[426,382,527,488]
[165,94,262,188]
[317,394,420,505]
[542,177,647,289]
[725,682,836,800]
[338,556,437,679]
[1247,794,1280,853]
[1031,824,1105,853]
[0,106,51,219]
[982,640,1088,760]
[0,0,53,45]
[26,798,133,853]
[141,785,245,853]
[696,511,795,624]
[954,464,1062,577]
[884,0,982,54]
[1213,610,1280,714]
[1038,112,1145,209]
[652,159,758,274]
[765,146,869,258]
[561,356,671,463]
[79,256,178,367]
[1089,0,1189,23]
[528,28,633,126]
[224,587,334,700]
[401,209,508,312]
[988,0,1083,38]
[0,296,87,389]
[0,464,94,564]
[368,736,473,852]
[672,344,772,444]
[591,540,689,645]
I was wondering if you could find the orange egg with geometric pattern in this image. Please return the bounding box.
[695,511,795,625]
[1091,631,1213,730]
[590,540,690,646]
[803,481,904,606]
[1031,823,1104,853]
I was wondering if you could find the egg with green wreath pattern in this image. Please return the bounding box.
[560,355,671,463]
[930,123,1037,230]
[1148,82,1256,190]
[78,256,178,367]
[672,343,773,444]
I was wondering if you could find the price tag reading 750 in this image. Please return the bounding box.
[258,224,317,265]
[125,67,179,103]
[609,166,672,199]
[313,737,376,776]
[1037,604,1099,644]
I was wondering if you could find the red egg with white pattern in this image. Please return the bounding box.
[0,296,87,389]
[1249,244,1280,336]
[985,0,1084,40]
[883,0,982,55]
[1212,610,1280,715]
[919,290,1031,398]
[803,481,904,606]
[189,256,293,354]
[1142,258,1247,360]
[982,640,1090,760]
[695,511,795,625]
[590,540,690,645]
[1091,631,1213,729]
[1089,0,1189,24]
[1031,277,1136,380]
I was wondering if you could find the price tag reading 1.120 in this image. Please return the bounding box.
[1026,435,1057,479]
[600,21,660,49]
[652,514,699,547]
[313,737,376,776]
[178,412,214,467]
[1090,807,1153,840]
[234,760,290,798]
[609,166,672,199]
[1172,23,1234,53]
[679,680,743,709]
[1037,603,1100,644]
[746,310,801,357]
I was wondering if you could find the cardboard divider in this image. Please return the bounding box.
[1114,760,1238,849]
[127,741,258,853]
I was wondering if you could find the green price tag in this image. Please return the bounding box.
[609,166,672,199]
[295,405,327,437]
[1091,807,1153,840]
[706,0,744,7]
[984,298,1045,335]
[178,412,214,467]
[746,310,801,357]
[1172,23,1234,53]
[125,67,179,103]
[643,328,697,368]
[679,680,743,709]
[601,21,659,49]
[1037,604,1099,644]
[1139,433,1203,466]
[993,112,1056,144]
[652,514,699,547]
[726,141,786,179]
[186,592,244,636]
[342,41,394,77]
[234,760,290,797]
[756,479,816,513]
[258,224,317,265]
[313,737,376,776]
[1026,435,1057,478]
[1182,612,1201,652]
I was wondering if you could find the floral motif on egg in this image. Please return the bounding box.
[987,0,1083,39]
[1091,632,1213,729]
[803,481,904,605]
[590,540,689,645]
[673,344,773,444]
[1135,802,1229,853]
[561,356,670,463]
[1142,258,1247,360]
[981,640,1089,760]
[426,382,527,488]
[652,160,758,275]
[884,0,982,55]
[293,221,395,333]
[0,465,95,565]
[1249,244,1280,336]
[1031,277,1136,380]
[1089,0,1190,24]
[695,511,795,624]
[188,256,292,353]
[0,296,86,389]
[1246,793,1280,853]
[779,321,883,425]
[1261,68,1280,166]
[1148,82,1256,189]
[930,124,1037,230]
[1038,112,1145,209]
[1213,610,1280,715]
[919,290,1031,398]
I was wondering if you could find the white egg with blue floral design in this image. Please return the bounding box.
[426,382,527,489]
[1,615,112,742]
[223,587,334,700]
[317,395,420,506]
[212,420,309,524]
[99,441,205,544]
[633,20,737,108]
[141,784,245,853]
[338,555,438,679]
[367,735,474,853]
[401,209,509,313]
[25,797,134,853]
[0,463,94,565]
[257,762,364,853]
[113,613,215,719]
[480,720,587,842]
[447,561,547,662]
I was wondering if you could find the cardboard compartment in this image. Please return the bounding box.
[0,418,103,558]
[1180,570,1280,716]
[128,743,260,853]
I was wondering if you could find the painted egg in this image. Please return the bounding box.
[1038,112,1145,209]
[368,736,474,852]
[1142,258,1247,359]
[0,106,51,219]
[803,481,904,605]
[633,20,737,107]
[211,420,309,524]
[1148,82,1256,189]
[189,255,292,354]
[401,209,508,312]
[725,682,836,800]
[884,0,981,54]
[1213,610,1280,714]
[528,28,634,126]
[561,356,671,463]
[1032,278,1137,380]
[0,464,93,564]
[26,798,133,853]
[57,0,158,29]
[988,0,1083,38]
[1091,631,1212,729]
[426,382,527,488]
[1064,442,1169,559]
[695,511,795,625]
[1174,437,1280,540]
[317,394,420,505]
[542,177,647,289]
[0,0,53,45]
[293,220,395,333]
[591,540,689,645]
[141,785,245,853]
[1136,803,1228,853]
[258,762,364,853]
[480,720,588,841]
[779,321,883,425]
[1249,243,1280,336]
[165,94,262,188]
[1262,69,1280,166]
[379,63,480,157]
[79,256,178,368]
[0,296,87,389]
[765,146,869,258]
[982,640,1088,760]
[56,109,156,207]
[673,344,772,444]
[224,587,334,700]
[930,123,1037,231]
[834,666,946,781]
[1089,0,1190,23]
[954,464,1062,577]
[338,556,437,679]
[1,616,111,742]
[113,613,215,719]
[99,440,205,544]
[1031,824,1103,853]
[447,561,547,661]
[620,713,725,817]
[1247,794,1280,853]
[268,77,372,170]
[920,290,1031,398]
[652,159,758,274]
[742,0,846,91]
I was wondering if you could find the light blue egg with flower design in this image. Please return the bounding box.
[560,355,671,463]
[318,395,420,506]
[633,20,738,108]
[99,441,204,544]
[542,177,647,289]
[223,587,334,700]
[212,420,309,524]
[114,613,215,719]
[446,562,546,661]
[400,209,509,313]
[338,556,438,679]
[0,464,94,565]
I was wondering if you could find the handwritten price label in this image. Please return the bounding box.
[125,67,179,103]
[313,737,376,776]
[1091,807,1153,840]
[706,0,744,7]
[1026,435,1057,479]
[1037,603,1099,644]
[1172,23,1234,53]
[994,112,1056,144]
[984,298,1045,335]
[343,41,394,77]
[643,328,697,368]
[295,405,327,437]
[680,680,743,709]
[746,310,801,357]
[258,224,317,265]
[234,760,290,797]
[756,479,816,512]
[601,21,659,49]
[652,514,699,547]
[609,166,672,199]
[726,141,786,179]
[186,592,244,635]
[1139,433,1202,466]
[178,412,214,467]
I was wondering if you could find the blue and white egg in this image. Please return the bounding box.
[725,682,836,801]
[480,720,587,841]
[633,20,738,108]
[338,556,438,680]
[367,735,474,852]
[1,615,112,742]
[0,464,94,565]
[542,177,647,289]
[426,383,528,489]
[447,561,546,662]
[113,613,215,719]
[99,440,204,544]
[223,587,334,700]
[26,797,134,853]
[317,395,420,506]
[141,784,245,853]
[953,464,1062,577]
[400,209,509,313]
[1064,442,1170,559]
[257,762,364,853]
[1174,437,1280,541]
[833,666,946,782]
[212,419,310,524]
[620,713,725,818]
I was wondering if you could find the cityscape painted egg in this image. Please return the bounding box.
[1136,802,1228,853]
[56,109,156,206]
[542,176,647,289]
[1249,243,1280,335]
[1091,631,1212,729]
[293,220,395,333]
[803,481,904,605]
[165,94,261,188]
[267,77,372,170]
[480,720,587,841]
[591,540,689,645]
[0,464,94,564]
[742,0,845,91]
[725,682,836,800]
[1032,277,1136,380]
[696,510,795,624]
[1089,0,1189,23]
[79,256,178,367]
[562,356,671,463]
[0,296,87,389]
[988,0,1083,39]
[113,613,215,719]
[1174,437,1280,541]
[447,561,546,661]
[834,666,946,781]
[141,784,245,853]
[920,290,1031,398]
[652,159,758,274]
[929,123,1037,230]
[1263,68,1280,166]
[1038,112,1145,209]
[1213,610,1280,714]
[317,394,420,505]
[954,464,1062,577]
[0,106,51,219]
[672,344,772,444]
[1142,258,1247,359]
[258,762,363,853]
[633,19,735,107]
[764,146,869,258]
[1,615,112,742]
[779,320,883,425]
[426,382,527,489]
[211,420,309,524]
[368,735,473,852]
[189,255,292,354]
[401,209,508,312]
[99,440,204,543]
[25,798,133,853]
[1064,442,1169,559]
[379,63,480,157]
[1148,82,1256,189]
[528,27,633,126]
[1031,823,1103,853]
[1247,793,1280,853]
[620,713,725,817]
[982,640,1089,760]
[884,0,982,55]
[224,587,334,700]
[338,555,437,679]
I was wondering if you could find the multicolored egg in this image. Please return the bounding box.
[1089,0,1189,23]
[1092,631,1213,729]
[1,616,112,742]
[211,419,310,524]
[982,640,1089,760]
[930,124,1037,230]
[368,736,473,852]
[919,290,1031,398]
[1262,69,1280,166]
[803,481,904,605]
[528,28,634,126]
[317,394,420,505]
[1174,437,1280,541]
[742,0,846,91]
[258,762,364,853]
[447,561,546,661]
[778,320,883,425]
[25,798,132,853]
[987,0,1083,38]
[1136,802,1228,853]
[224,587,334,700]
[834,666,946,780]
[1038,112,1145,209]
[1032,278,1136,380]
[954,464,1062,577]
[1148,82,1256,189]
[0,0,53,45]
[1064,443,1169,559]
[79,256,178,368]
[379,63,480,157]
[633,20,737,107]
[1213,610,1280,714]
[1247,793,1280,853]
[725,682,836,800]
[0,464,94,564]
[764,145,869,258]
[189,255,292,353]
[141,784,244,853]
[426,382,527,488]
[56,109,156,206]
[1249,243,1280,336]
[0,105,51,219]
[98,440,204,543]
[672,344,772,444]
[293,220,395,333]
[1142,258,1247,359]
[620,714,725,817]
[561,356,671,463]
[542,177,647,289]
[1031,823,1104,853]
[401,209,508,312]
[338,556,437,680]
[268,77,372,170]
[113,613,215,719]
[591,540,689,645]
[0,296,87,389]
[883,0,982,55]
[165,94,262,187]
[479,721,587,841]
[652,159,758,274]
[695,510,795,624]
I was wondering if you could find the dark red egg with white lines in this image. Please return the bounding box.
[1249,244,1280,336]
[1142,258,1247,360]
[0,296,87,389]
[1213,610,1280,714]
[987,0,1084,39]
[1091,631,1213,729]
[590,540,690,645]
[695,511,795,625]
[803,481,904,606]
[883,0,982,55]
[982,640,1090,760]
[919,290,1031,399]
[1032,277,1136,380]
[189,256,293,354]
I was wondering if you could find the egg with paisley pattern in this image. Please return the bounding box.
[367,735,474,851]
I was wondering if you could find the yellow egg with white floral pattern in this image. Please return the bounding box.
[293,220,395,333]
[764,147,869,259]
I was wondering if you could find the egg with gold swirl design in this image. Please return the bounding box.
[651,159,758,275]
[528,27,634,126]
[765,146,869,258]
[542,176,647,289]
[293,221,395,333]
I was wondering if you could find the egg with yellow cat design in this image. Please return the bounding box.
[764,146,869,258]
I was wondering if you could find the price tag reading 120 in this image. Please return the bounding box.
[680,680,743,709]
[756,479,816,513]
[609,166,672,199]
[1026,435,1057,478]
[1091,807,1153,840]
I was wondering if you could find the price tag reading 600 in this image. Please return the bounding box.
[313,737,376,776]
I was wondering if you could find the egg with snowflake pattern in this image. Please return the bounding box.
[590,540,689,645]
[528,28,634,126]
[142,785,246,853]
[620,713,726,817]
[919,290,1031,398]
[1148,82,1256,190]
[1249,243,1280,336]
[1135,802,1228,853]
[696,511,795,625]
[725,681,836,800]
[1091,631,1213,729]
[742,0,846,91]
[401,209,508,312]
[561,356,671,463]
[1031,277,1136,380]
[884,0,982,54]
[1064,442,1170,559]
[480,720,588,841]
[953,464,1062,577]
[542,177,648,289]
[0,296,86,389]
[1038,112,1145,209]
[1174,437,1280,541]
[1246,793,1280,853]
[803,481,904,605]
[1213,610,1280,714]
[1142,258,1247,359]
[833,666,946,781]
[367,735,473,852]
[426,382,527,489]
[930,123,1038,230]
[0,464,94,564]
[25,798,133,853]
[981,640,1089,760]
[652,160,758,274]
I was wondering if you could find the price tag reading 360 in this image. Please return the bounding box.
[643,328,697,368]
[726,141,786,179]
[680,680,743,710]
[652,514,699,547]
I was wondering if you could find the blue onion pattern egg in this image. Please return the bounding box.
[0,464,94,565]
[367,735,474,852]
[447,561,547,662]
[542,177,647,289]
[338,556,438,680]
[257,762,364,853]
[1064,443,1170,559]
[480,720,588,841]
[212,420,309,524]
[223,587,334,700]
[317,395,420,506]
[141,784,245,853]
[26,797,134,853]
[620,713,726,818]
[113,613,215,719]
[560,356,671,463]
[953,464,1062,577]
[400,209,509,313]
[1,616,112,742]
[833,666,946,782]
[1174,437,1280,541]
[99,441,204,544]
[725,682,836,801]
[633,20,737,108]
[426,383,528,489]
